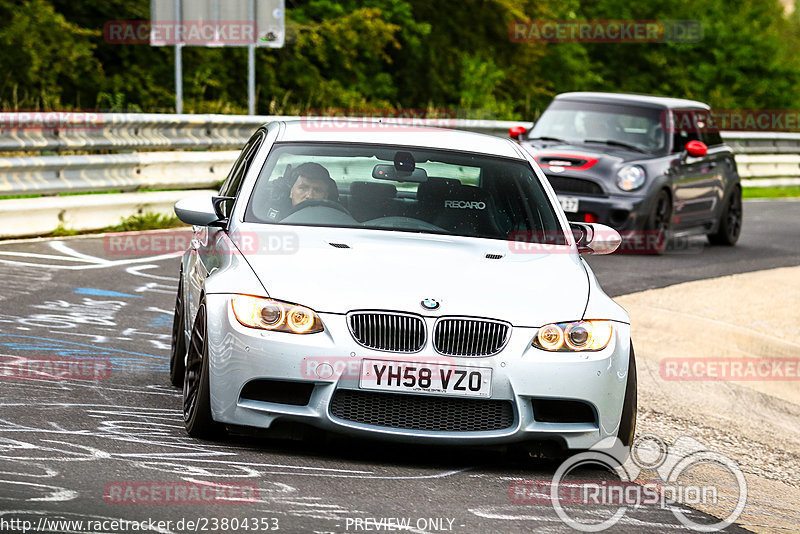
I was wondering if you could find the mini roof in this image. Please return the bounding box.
[554,91,710,110]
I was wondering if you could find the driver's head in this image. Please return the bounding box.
[289,162,338,206]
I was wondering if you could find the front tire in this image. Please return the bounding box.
[169,270,186,388]
[708,186,742,246]
[643,189,672,255]
[617,343,637,448]
[183,301,225,439]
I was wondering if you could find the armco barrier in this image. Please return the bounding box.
[0,190,214,239]
[0,113,526,153]
[0,114,798,239]
[0,151,238,195]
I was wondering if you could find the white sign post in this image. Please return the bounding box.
[150,0,285,115]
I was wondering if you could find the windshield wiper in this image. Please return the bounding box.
[583,139,648,153]
[529,136,569,144]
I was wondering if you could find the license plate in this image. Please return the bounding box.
[558,196,579,213]
[359,359,492,398]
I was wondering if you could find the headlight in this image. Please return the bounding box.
[616,165,646,191]
[231,295,324,334]
[533,321,613,352]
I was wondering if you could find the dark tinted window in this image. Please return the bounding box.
[244,143,566,244]
[669,110,701,153]
[530,100,667,154]
[692,109,723,146]
[219,130,265,198]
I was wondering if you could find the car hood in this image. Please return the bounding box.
[234,225,589,327]
[522,142,649,184]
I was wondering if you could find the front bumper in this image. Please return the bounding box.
[558,192,650,231]
[205,294,631,451]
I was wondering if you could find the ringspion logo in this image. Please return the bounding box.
[519,435,747,532]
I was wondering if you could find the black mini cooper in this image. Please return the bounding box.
[512,92,742,253]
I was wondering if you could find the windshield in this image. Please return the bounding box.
[529,100,667,154]
[244,142,566,244]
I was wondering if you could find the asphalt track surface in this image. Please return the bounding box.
[0,199,796,534]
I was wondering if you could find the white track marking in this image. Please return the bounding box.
[126,264,178,281]
[0,251,88,262]
[146,306,173,315]
[49,241,110,264]
[469,505,686,529]
[0,480,78,502]
[0,253,179,270]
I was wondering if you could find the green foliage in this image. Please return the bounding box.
[106,212,185,232]
[742,186,800,198]
[0,0,101,109]
[49,224,79,237]
[2,0,800,119]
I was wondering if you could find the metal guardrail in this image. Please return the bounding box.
[0,151,238,196]
[0,189,215,239]
[0,113,798,239]
[0,113,526,153]
[0,113,270,152]
[0,115,534,196]
[721,132,800,154]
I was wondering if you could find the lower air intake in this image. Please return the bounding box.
[330,389,514,432]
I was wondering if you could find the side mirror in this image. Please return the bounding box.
[685,140,708,158]
[212,195,235,219]
[570,223,621,255]
[509,126,527,140]
[174,194,223,226]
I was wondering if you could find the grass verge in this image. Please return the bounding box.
[743,186,800,199]
[42,212,187,238]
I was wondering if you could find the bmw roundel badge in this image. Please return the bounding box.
[421,298,440,310]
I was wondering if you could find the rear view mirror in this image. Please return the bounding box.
[570,222,621,255]
[372,164,428,183]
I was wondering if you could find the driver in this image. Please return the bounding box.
[266,162,339,221]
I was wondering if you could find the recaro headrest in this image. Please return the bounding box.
[350,181,398,201]
[416,177,462,201]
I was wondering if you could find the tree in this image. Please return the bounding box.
[0,0,100,109]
